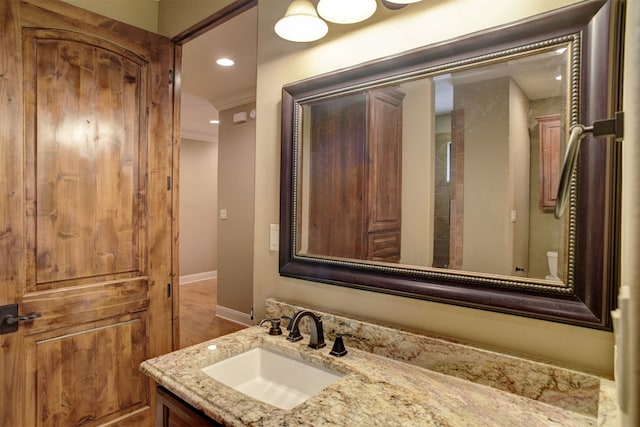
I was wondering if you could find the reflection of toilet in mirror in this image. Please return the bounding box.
[545,251,561,281]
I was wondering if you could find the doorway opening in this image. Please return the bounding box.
[176,2,257,348]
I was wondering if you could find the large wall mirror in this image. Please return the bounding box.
[279,0,622,329]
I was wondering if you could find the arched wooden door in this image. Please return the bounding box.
[0,1,175,425]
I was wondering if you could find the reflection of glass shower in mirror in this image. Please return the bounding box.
[297,44,570,283]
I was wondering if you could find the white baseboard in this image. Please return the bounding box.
[216,305,253,326]
[179,271,217,285]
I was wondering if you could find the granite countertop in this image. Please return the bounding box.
[141,326,605,426]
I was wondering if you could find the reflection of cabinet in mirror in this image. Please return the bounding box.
[537,115,562,212]
[306,88,404,262]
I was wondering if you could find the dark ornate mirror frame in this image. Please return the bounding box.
[279,0,622,330]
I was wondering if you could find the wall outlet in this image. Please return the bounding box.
[219,209,227,220]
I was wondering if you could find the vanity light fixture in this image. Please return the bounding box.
[274,0,329,43]
[384,0,423,4]
[216,57,235,66]
[275,0,422,42]
[209,119,220,124]
[317,0,377,24]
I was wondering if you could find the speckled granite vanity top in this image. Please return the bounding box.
[141,299,618,426]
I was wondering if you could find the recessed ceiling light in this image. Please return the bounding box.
[216,58,235,67]
[209,119,220,124]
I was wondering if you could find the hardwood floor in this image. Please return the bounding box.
[178,278,247,349]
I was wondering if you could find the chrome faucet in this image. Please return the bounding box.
[287,310,326,349]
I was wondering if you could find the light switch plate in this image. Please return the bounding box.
[269,224,279,251]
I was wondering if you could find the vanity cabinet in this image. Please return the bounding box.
[156,386,222,427]
[307,88,404,262]
[537,114,562,211]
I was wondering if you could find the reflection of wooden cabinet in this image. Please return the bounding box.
[156,387,221,426]
[307,88,404,262]
[537,115,562,211]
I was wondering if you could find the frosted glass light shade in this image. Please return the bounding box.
[275,0,329,42]
[317,0,377,24]
[385,0,423,4]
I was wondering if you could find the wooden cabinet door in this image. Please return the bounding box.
[366,89,403,262]
[156,387,221,427]
[537,115,562,211]
[366,89,403,235]
[306,89,403,262]
[308,95,368,259]
[0,1,175,425]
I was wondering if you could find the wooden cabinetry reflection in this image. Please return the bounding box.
[537,115,562,212]
[307,88,404,262]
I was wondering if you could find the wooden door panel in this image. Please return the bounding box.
[33,315,148,426]
[367,231,401,263]
[21,278,148,335]
[367,89,403,233]
[537,115,561,211]
[24,29,147,288]
[308,96,367,258]
[1,1,175,426]
[21,28,155,425]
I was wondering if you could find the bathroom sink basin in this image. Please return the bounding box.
[201,347,344,410]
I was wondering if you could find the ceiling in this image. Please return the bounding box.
[180,6,258,141]
[179,2,567,140]
[178,0,413,141]
[178,1,428,141]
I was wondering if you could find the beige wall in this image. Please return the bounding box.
[455,76,533,276]
[254,0,615,376]
[621,0,640,421]
[61,0,234,38]
[509,79,532,276]
[528,97,566,279]
[179,138,218,276]
[157,0,235,38]
[401,80,434,266]
[62,0,159,33]
[217,103,256,314]
[456,77,512,274]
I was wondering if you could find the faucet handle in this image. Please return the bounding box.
[330,333,353,357]
[258,318,283,335]
[286,324,303,342]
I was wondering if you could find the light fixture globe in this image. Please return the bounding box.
[384,0,423,4]
[317,0,377,24]
[275,0,328,42]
